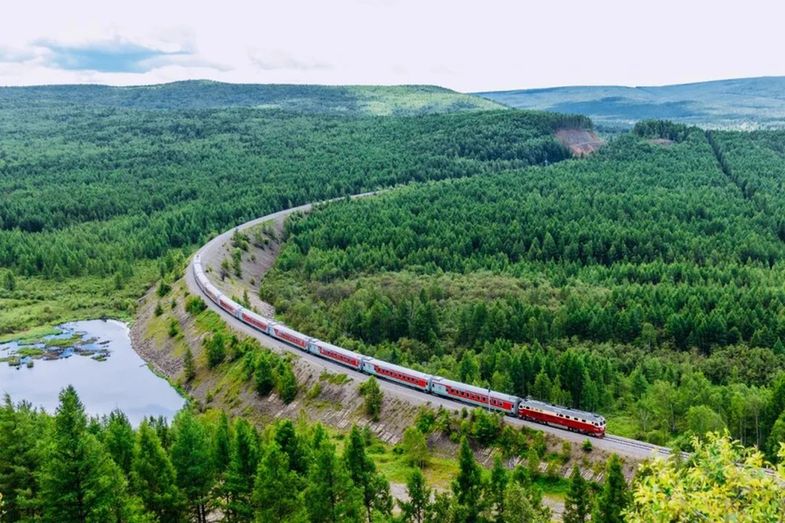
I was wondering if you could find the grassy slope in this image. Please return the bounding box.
[477,76,785,129]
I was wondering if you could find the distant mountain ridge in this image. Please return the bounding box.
[476,76,785,129]
[0,80,504,116]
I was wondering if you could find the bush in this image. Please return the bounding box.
[359,377,383,421]
[185,295,206,315]
[582,439,593,453]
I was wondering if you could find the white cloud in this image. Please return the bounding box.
[0,0,783,91]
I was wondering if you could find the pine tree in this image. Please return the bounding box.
[563,466,590,523]
[206,332,226,368]
[486,454,508,522]
[359,377,383,421]
[0,397,44,521]
[452,437,484,523]
[399,468,432,523]
[253,443,307,522]
[183,346,196,382]
[277,361,298,403]
[131,420,182,521]
[213,411,232,477]
[254,353,275,396]
[275,419,309,475]
[39,386,128,523]
[103,409,135,476]
[224,418,259,521]
[305,439,361,523]
[343,425,392,523]
[170,409,214,523]
[594,454,629,523]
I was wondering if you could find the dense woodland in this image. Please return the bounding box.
[0,89,586,334]
[261,125,785,453]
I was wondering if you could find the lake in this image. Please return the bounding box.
[0,319,185,424]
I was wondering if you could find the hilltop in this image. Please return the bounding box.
[477,76,785,129]
[0,80,504,116]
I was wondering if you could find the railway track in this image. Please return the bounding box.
[185,196,690,462]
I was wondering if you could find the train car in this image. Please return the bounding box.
[240,309,273,334]
[217,294,239,315]
[270,324,310,350]
[430,377,520,415]
[362,358,431,391]
[518,398,606,437]
[309,340,364,370]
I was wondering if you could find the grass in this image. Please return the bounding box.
[606,414,640,439]
[0,260,160,338]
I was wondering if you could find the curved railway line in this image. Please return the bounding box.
[185,196,685,461]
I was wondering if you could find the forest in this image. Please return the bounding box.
[260,124,785,453]
[0,88,587,335]
[3,387,782,522]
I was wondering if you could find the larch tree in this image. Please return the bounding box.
[563,465,590,523]
[594,454,629,523]
[253,443,307,523]
[224,418,259,521]
[131,420,182,522]
[452,437,484,523]
[170,409,214,523]
[305,439,361,523]
[399,468,432,523]
[343,425,392,523]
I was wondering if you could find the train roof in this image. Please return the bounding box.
[433,377,520,403]
[521,398,605,423]
[365,358,432,380]
[312,340,364,359]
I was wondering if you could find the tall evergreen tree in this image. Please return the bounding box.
[131,420,182,522]
[275,419,309,475]
[486,454,508,522]
[594,454,629,523]
[170,409,214,523]
[254,353,275,396]
[452,437,484,523]
[277,361,298,403]
[103,409,135,477]
[399,468,432,523]
[563,466,590,523]
[39,386,128,523]
[0,397,44,521]
[213,411,232,477]
[359,377,383,421]
[253,443,307,522]
[343,425,392,523]
[305,439,361,523]
[224,418,259,521]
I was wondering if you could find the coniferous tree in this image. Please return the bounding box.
[183,346,196,382]
[39,386,128,523]
[103,409,135,477]
[275,419,309,475]
[399,468,432,523]
[213,411,232,477]
[343,425,392,523]
[0,397,44,521]
[253,443,306,522]
[359,377,383,421]
[277,361,298,403]
[305,439,361,523]
[452,437,484,523]
[563,466,590,523]
[170,409,214,523]
[254,353,275,396]
[131,420,182,522]
[486,454,508,522]
[224,418,259,521]
[594,454,629,523]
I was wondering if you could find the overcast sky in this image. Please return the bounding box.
[1,0,783,92]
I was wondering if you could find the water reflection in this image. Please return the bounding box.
[0,319,185,424]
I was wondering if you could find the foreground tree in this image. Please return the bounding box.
[399,468,432,523]
[452,437,484,523]
[343,425,392,523]
[131,420,182,521]
[594,454,630,523]
[306,440,361,523]
[224,419,259,521]
[103,410,135,477]
[253,443,306,522]
[39,386,128,523]
[626,433,785,522]
[563,466,590,523]
[170,409,214,523]
[0,397,45,520]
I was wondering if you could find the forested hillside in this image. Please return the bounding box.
[0,80,504,115]
[261,124,785,453]
[0,88,583,335]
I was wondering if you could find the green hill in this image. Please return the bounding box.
[0,80,504,116]
[477,76,785,129]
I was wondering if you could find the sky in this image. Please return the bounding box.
[1,0,784,92]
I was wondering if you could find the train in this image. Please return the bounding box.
[192,255,606,437]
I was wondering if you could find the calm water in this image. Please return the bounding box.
[0,319,185,424]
